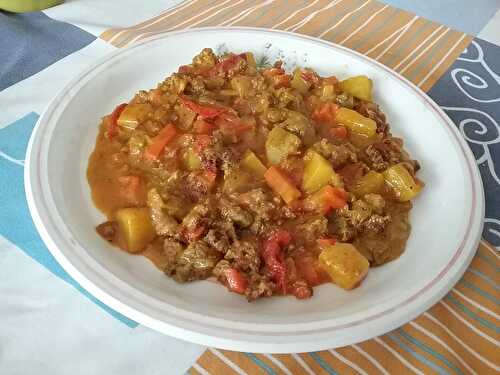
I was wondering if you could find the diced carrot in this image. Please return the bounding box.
[264,166,301,205]
[312,102,338,125]
[321,185,348,212]
[107,103,127,138]
[194,119,217,135]
[144,124,177,160]
[330,126,348,139]
[117,175,144,204]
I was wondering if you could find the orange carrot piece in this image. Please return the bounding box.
[264,166,301,205]
[144,124,177,160]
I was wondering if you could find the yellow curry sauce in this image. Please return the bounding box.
[87,48,422,300]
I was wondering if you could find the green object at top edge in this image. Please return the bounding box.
[0,0,63,12]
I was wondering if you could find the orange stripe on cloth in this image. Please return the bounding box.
[99,0,471,90]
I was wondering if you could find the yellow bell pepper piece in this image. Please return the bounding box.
[340,75,373,101]
[383,163,422,201]
[117,103,153,129]
[264,166,301,205]
[265,127,301,165]
[319,243,369,290]
[115,207,156,253]
[335,107,377,137]
[302,151,341,194]
[241,150,267,177]
[352,171,385,197]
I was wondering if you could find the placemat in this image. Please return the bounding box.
[0,1,498,374]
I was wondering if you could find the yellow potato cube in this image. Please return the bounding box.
[340,75,373,101]
[302,151,340,194]
[241,150,267,177]
[383,163,422,201]
[319,243,369,290]
[115,207,156,253]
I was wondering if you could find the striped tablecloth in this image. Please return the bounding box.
[1,1,499,374]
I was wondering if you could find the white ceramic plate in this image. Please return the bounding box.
[25,27,484,353]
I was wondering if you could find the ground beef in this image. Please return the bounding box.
[219,199,253,228]
[293,215,328,245]
[96,221,118,242]
[312,139,357,169]
[224,240,261,273]
[355,101,389,134]
[364,144,388,171]
[163,238,184,275]
[204,229,231,253]
[245,272,275,301]
[173,241,221,282]
[147,189,179,237]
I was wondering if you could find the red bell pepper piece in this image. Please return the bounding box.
[180,96,227,119]
[224,268,248,294]
[144,124,177,160]
[107,103,127,138]
[262,230,292,294]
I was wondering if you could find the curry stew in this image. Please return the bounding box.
[87,49,423,301]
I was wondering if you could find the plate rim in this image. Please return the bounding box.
[24,26,484,352]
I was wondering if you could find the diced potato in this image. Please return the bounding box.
[115,207,156,253]
[231,76,252,98]
[352,171,385,197]
[265,127,301,165]
[290,68,311,94]
[383,163,422,201]
[348,132,381,148]
[321,84,335,101]
[340,75,373,101]
[241,150,267,177]
[319,243,369,290]
[182,147,201,171]
[335,107,377,137]
[302,151,340,194]
[117,103,153,129]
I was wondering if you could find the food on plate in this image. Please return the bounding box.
[88,48,423,301]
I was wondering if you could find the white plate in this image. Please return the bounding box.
[25,27,484,353]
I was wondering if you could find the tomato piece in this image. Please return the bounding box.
[184,225,206,242]
[180,96,226,119]
[117,175,145,205]
[271,74,291,88]
[330,126,348,139]
[321,185,348,211]
[107,103,127,138]
[262,67,286,77]
[301,71,319,84]
[262,230,292,294]
[194,119,217,135]
[216,113,254,136]
[224,268,248,294]
[178,65,191,74]
[193,135,212,154]
[219,53,245,72]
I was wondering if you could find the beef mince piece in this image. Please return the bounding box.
[88,48,421,301]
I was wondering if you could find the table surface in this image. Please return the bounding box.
[0,1,499,374]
